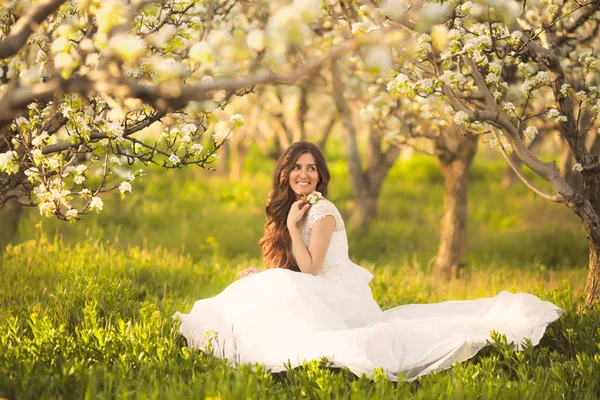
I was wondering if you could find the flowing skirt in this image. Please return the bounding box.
[174,269,563,381]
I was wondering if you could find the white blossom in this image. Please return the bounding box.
[169,154,181,165]
[119,181,132,195]
[190,143,204,155]
[106,121,124,139]
[66,208,78,219]
[453,111,470,125]
[0,150,19,175]
[380,0,406,21]
[39,201,56,217]
[90,196,104,211]
[524,126,538,140]
[573,163,584,172]
[246,29,265,52]
[107,33,146,62]
[230,114,245,128]
[547,108,568,122]
[362,45,393,75]
[31,131,49,147]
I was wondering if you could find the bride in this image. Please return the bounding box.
[174,141,563,381]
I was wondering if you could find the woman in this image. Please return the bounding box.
[174,142,562,381]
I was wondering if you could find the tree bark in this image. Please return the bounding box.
[434,135,478,279]
[331,61,400,230]
[584,238,600,307]
[0,197,22,248]
[215,140,231,176]
[502,132,544,188]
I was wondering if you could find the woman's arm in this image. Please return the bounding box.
[287,199,336,275]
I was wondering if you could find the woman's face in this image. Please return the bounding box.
[288,152,319,199]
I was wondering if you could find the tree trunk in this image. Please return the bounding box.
[331,61,400,231]
[230,139,250,181]
[0,197,22,248]
[215,141,230,176]
[584,238,600,307]
[434,135,478,279]
[349,187,380,229]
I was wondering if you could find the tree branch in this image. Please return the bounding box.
[491,128,560,202]
[0,0,67,59]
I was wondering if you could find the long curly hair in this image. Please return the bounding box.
[258,142,330,271]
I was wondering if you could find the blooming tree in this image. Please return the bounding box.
[341,0,600,304]
[0,0,346,221]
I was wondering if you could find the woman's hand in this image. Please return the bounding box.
[237,266,261,279]
[287,199,311,231]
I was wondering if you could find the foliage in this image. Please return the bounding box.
[0,153,595,399]
[0,236,598,399]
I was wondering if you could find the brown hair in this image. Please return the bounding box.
[258,142,330,271]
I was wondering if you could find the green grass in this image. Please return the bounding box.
[0,150,597,399]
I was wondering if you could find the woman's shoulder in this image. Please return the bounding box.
[310,198,338,213]
[307,198,343,229]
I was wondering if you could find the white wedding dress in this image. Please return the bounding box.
[174,200,563,381]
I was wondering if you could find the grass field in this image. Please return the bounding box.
[1,150,598,399]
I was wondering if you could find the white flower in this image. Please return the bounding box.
[362,45,393,75]
[151,57,187,80]
[51,37,70,54]
[190,143,204,155]
[107,33,146,62]
[304,190,324,205]
[0,150,19,175]
[119,181,132,195]
[169,154,181,165]
[107,121,124,139]
[267,5,311,46]
[489,137,499,149]
[246,29,265,51]
[39,201,56,217]
[453,111,470,125]
[524,126,538,140]
[547,108,568,122]
[560,83,571,96]
[74,175,85,184]
[66,208,78,219]
[293,0,322,22]
[15,116,28,127]
[380,0,406,21]
[189,42,213,63]
[573,163,584,172]
[109,155,122,165]
[54,52,76,70]
[90,196,104,211]
[31,131,49,147]
[230,114,245,128]
[503,143,513,154]
[201,75,214,84]
[351,22,368,36]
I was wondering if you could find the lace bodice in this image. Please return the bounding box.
[300,199,373,291]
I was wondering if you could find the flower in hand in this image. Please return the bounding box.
[302,191,324,205]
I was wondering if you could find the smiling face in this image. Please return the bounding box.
[288,152,319,199]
